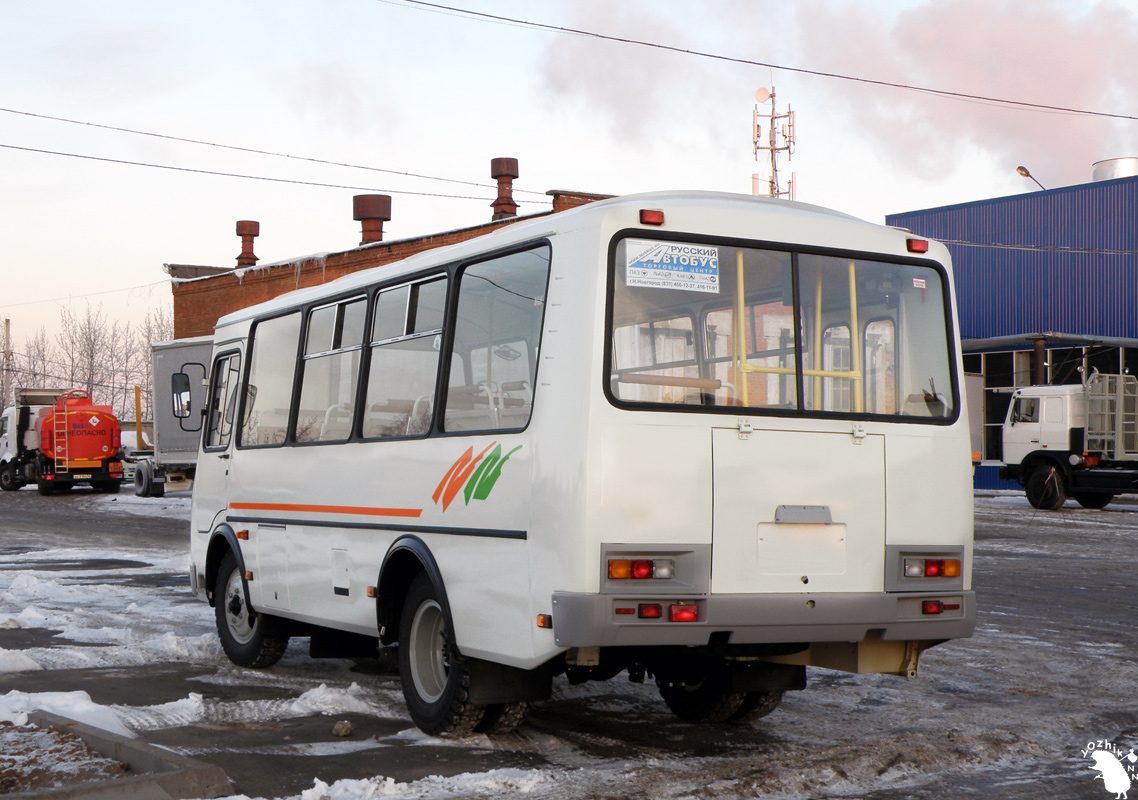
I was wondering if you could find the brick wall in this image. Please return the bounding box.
[172,216,535,339]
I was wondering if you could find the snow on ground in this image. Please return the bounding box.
[0,491,1134,799]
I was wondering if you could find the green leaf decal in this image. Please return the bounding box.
[471,445,522,501]
[465,444,501,505]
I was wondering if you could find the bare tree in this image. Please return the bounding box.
[8,302,175,422]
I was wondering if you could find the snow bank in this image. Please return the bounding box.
[0,690,133,738]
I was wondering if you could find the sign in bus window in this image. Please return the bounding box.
[444,246,551,433]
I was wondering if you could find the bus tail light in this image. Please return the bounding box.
[922,600,944,615]
[640,209,665,226]
[638,603,663,619]
[904,557,961,578]
[907,238,930,253]
[608,558,676,580]
[670,603,698,622]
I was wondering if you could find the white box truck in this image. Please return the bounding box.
[135,337,211,497]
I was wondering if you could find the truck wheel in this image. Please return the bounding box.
[94,480,120,494]
[36,479,54,496]
[657,660,746,723]
[214,551,289,668]
[134,462,152,497]
[398,572,485,736]
[1075,493,1113,510]
[0,466,18,492]
[1025,467,1066,510]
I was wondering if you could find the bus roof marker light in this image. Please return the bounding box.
[639,209,665,226]
[906,238,929,253]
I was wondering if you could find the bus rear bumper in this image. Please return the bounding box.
[550,590,976,648]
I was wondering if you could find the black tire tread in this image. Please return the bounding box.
[730,690,784,722]
[475,702,530,734]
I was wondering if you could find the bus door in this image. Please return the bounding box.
[710,424,886,595]
[195,350,243,534]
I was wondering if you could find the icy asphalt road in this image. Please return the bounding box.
[0,487,1134,800]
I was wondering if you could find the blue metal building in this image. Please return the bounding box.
[885,163,1138,487]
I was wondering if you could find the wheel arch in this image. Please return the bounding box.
[205,524,248,609]
[1021,451,1070,482]
[377,535,453,648]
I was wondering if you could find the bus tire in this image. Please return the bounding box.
[475,702,529,734]
[657,660,746,723]
[398,572,485,736]
[214,551,289,668]
[0,466,18,492]
[730,690,784,722]
[1025,466,1066,510]
[1075,493,1113,510]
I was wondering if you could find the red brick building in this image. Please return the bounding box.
[167,159,608,339]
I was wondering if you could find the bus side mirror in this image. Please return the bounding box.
[172,373,192,419]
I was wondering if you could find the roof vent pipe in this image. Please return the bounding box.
[236,220,260,267]
[491,157,519,220]
[353,194,392,245]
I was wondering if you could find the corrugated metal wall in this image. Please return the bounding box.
[886,174,1138,340]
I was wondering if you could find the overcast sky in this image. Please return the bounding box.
[3,0,1137,348]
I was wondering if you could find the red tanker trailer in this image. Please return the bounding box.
[0,389,123,495]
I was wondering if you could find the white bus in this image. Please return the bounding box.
[187,191,974,736]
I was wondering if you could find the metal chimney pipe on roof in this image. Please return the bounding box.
[491,157,519,220]
[236,220,259,267]
[353,194,392,245]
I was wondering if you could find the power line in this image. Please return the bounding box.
[0,143,503,201]
[0,106,549,197]
[384,0,1138,123]
[0,280,169,311]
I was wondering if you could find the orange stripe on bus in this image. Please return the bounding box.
[229,502,422,518]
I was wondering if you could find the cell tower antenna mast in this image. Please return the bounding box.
[752,86,796,200]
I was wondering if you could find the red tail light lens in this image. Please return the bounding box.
[631,560,652,579]
[638,603,663,619]
[922,600,944,615]
[670,604,698,622]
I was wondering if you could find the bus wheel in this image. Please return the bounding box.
[1025,466,1066,510]
[398,572,485,736]
[657,660,746,723]
[214,551,288,668]
[476,702,529,734]
[0,466,18,492]
[1075,493,1113,510]
[730,690,784,722]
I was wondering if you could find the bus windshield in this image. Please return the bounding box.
[609,237,956,419]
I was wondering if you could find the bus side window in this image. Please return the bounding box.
[241,312,302,447]
[296,297,366,443]
[205,353,241,450]
[363,277,447,439]
[444,245,551,433]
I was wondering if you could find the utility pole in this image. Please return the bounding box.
[752,87,796,200]
[1,318,10,409]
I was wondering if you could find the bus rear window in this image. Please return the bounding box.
[609,238,955,420]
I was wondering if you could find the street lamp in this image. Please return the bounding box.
[1016,166,1046,191]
